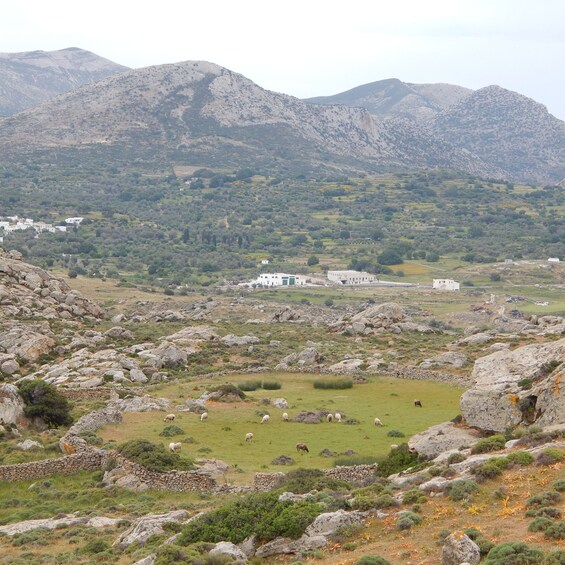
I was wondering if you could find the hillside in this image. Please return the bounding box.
[0,47,128,116]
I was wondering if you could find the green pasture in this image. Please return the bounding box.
[99,373,463,483]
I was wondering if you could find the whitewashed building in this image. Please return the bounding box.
[327,270,377,285]
[65,217,84,225]
[253,273,305,287]
[432,278,460,291]
[548,257,561,263]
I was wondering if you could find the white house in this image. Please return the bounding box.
[327,270,377,285]
[260,259,270,265]
[432,278,460,291]
[253,273,305,287]
[548,257,561,263]
[65,217,84,225]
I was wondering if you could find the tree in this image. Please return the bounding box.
[377,250,403,266]
[307,255,319,266]
[17,380,73,427]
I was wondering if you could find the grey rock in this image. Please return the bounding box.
[271,398,289,409]
[221,334,260,346]
[420,351,467,369]
[0,358,19,375]
[255,534,327,558]
[209,541,248,563]
[0,383,25,424]
[115,510,189,549]
[441,531,480,565]
[132,556,156,565]
[104,326,134,340]
[305,509,366,537]
[297,347,320,365]
[409,422,480,459]
[16,439,43,451]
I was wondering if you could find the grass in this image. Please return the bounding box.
[99,373,463,483]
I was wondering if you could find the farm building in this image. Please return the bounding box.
[548,257,561,263]
[253,273,306,287]
[432,278,460,291]
[327,270,377,285]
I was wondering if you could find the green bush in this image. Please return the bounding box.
[447,452,466,465]
[17,380,73,427]
[276,468,350,494]
[526,491,561,508]
[464,527,495,556]
[506,451,534,466]
[177,491,321,544]
[81,539,111,554]
[553,480,565,492]
[375,443,419,478]
[313,378,353,390]
[353,556,390,565]
[484,541,544,564]
[159,425,185,437]
[536,448,565,466]
[471,434,506,454]
[396,511,421,530]
[333,455,379,467]
[402,489,427,504]
[472,458,510,481]
[262,380,282,390]
[528,516,555,532]
[374,494,396,509]
[237,380,261,391]
[445,480,479,502]
[525,507,562,519]
[545,521,565,540]
[543,549,565,564]
[387,430,405,438]
[117,440,193,472]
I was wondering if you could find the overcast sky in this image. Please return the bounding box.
[2,0,564,120]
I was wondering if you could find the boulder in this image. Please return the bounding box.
[420,351,467,369]
[460,338,565,432]
[209,541,248,563]
[0,325,56,362]
[305,509,367,537]
[328,358,364,373]
[103,326,134,340]
[0,358,20,375]
[271,398,289,409]
[408,422,480,459]
[115,510,189,549]
[162,325,219,344]
[0,383,25,424]
[16,439,43,451]
[221,334,260,347]
[441,531,480,565]
[0,513,121,536]
[297,347,320,365]
[255,534,327,558]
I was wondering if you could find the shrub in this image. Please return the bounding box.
[209,384,247,399]
[445,479,479,502]
[177,491,322,544]
[333,455,379,467]
[117,440,193,471]
[374,494,396,509]
[506,451,534,466]
[464,528,495,556]
[544,550,565,564]
[375,444,419,478]
[237,380,261,391]
[545,521,565,540]
[387,429,405,438]
[402,489,427,505]
[525,507,562,519]
[81,539,111,554]
[17,380,73,427]
[526,491,561,508]
[447,452,467,465]
[313,378,353,390]
[472,458,510,481]
[354,557,390,565]
[484,541,544,564]
[553,479,565,492]
[159,425,185,437]
[536,448,565,466]
[276,468,350,494]
[396,511,421,531]
[471,434,506,454]
[262,380,282,390]
[528,516,555,532]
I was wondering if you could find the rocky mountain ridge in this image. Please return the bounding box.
[0,47,128,116]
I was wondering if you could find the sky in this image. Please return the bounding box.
[2,0,564,120]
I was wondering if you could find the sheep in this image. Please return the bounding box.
[390,444,399,450]
[327,413,334,423]
[169,442,181,452]
[245,432,254,442]
[414,399,423,407]
[163,413,176,422]
[296,443,309,453]
[200,412,208,422]
[282,412,289,421]
[261,414,270,424]
[374,417,383,426]
[334,413,342,423]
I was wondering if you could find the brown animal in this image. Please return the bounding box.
[296,443,309,453]
[414,399,423,407]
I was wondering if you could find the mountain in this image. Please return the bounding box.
[0,60,500,178]
[306,79,565,184]
[0,47,128,116]
[306,78,472,122]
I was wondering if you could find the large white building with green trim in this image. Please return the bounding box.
[253,273,306,287]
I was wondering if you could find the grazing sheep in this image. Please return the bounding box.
[200,412,208,422]
[164,413,176,422]
[414,399,423,407]
[296,443,309,453]
[390,444,399,450]
[169,442,181,452]
[261,414,270,424]
[334,413,342,422]
[327,413,334,423]
[374,417,383,426]
[245,432,254,442]
[282,412,289,421]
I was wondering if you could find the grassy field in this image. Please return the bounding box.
[99,373,463,484]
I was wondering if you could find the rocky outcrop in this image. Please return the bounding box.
[221,334,260,347]
[460,338,565,432]
[441,531,480,565]
[115,510,190,549]
[0,249,104,320]
[0,512,121,536]
[305,509,367,537]
[209,541,248,563]
[420,351,467,369]
[408,422,480,459]
[0,323,56,363]
[0,383,25,424]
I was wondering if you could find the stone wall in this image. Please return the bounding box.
[253,464,379,491]
[0,449,103,481]
[109,452,218,492]
[59,388,114,401]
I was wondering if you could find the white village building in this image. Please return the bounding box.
[65,217,84,225]
[548,257,561,263]
[432,278,460,291]
[253,273,306,287]
[327,270,378,285]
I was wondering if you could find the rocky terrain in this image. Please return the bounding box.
[0,47,128,116]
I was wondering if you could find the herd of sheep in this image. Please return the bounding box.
[163,400,423,454]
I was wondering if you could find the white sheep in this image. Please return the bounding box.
[374,417,383,426]
[327,413,334,423]
[261,414,270,424]
[282,412,289,421]
[390,444,399,450]
[200,412,208,422]
[245,432,254,442]
[169,442,181,452]
[334,413,342,422]
[164,413,176,422]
